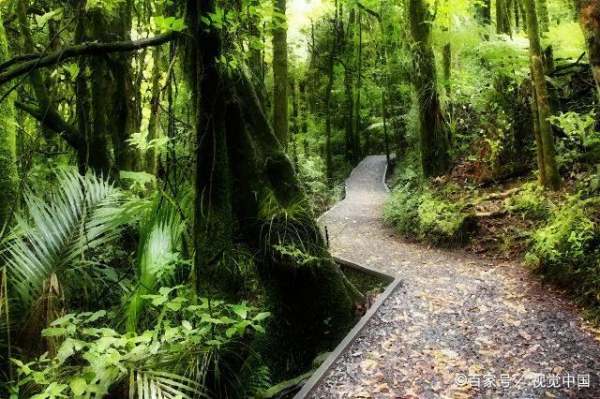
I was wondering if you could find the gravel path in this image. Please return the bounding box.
[310,155,600,399]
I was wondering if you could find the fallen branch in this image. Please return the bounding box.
[473,209,509,218]
[477,187,522,203]
[0,32,178,86]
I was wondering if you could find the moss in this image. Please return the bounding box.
[257,195,356,380]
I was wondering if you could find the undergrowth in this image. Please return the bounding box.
[526,195,600,317]
[384,161,473,245]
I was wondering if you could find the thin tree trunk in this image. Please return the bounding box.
[146,46,162,175]
[324,14,339,180]
[272,0,289,146]
[343,8,356,163]
[355,11,363,157]
[524,0,561,189]
[381,91,390,167]
[497,0,512,35]
[443,42,452,97]
[529,82,547,185]
[0,19,17,227]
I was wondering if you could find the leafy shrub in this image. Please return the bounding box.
[526,196,600,308]
[384,182,472,245]
[549,111,600,166]
[505,182,552,220]
[9,286,270,399]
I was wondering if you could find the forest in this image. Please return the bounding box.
[0,0,599,397]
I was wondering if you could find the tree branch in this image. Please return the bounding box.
[357,3,381,21]
[0,32,178,86]
[15,101,82,150]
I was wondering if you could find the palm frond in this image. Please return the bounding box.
[3,171,127,311]
[130,370,206,399]
[125,196,185,332]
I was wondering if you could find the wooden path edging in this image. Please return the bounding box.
[293,265,402,399]
[295,155,398,398]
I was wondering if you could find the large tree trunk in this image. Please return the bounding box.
[185,0,234,294]
[55,0,140,177]
[408,0,451,177]
[0,18,18,227]
[272,0,289,146]
[524,0,561,189]
[576,0,600,101]
[184,1,355,371]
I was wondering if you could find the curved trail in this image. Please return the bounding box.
[310,155,600,398]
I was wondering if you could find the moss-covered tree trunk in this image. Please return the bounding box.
[408,0,451,177]
[443,42,452,97]
[0,18,18,227]
[529,82,547,185]
[537,0,550,32]
[524,0,561,189]
[184,0,356,373]
[576,0,600,102]
[59,0,140,177]
[272,0,288,146]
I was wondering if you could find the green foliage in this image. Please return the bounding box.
[384,173,471,245]
[549,111,600,165]
[152,16,187,33]
[526,196,600,308]
[85,0,124,12]
[296,154,335,213]
[526,195,598,268]
[544,21,586,59]
[10,287,269,398]
[417,192,469,242]
[505,182,551,220]
[125,195,186,332]
[2,171,141,312]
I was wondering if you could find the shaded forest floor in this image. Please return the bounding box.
[310,156,600,398]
